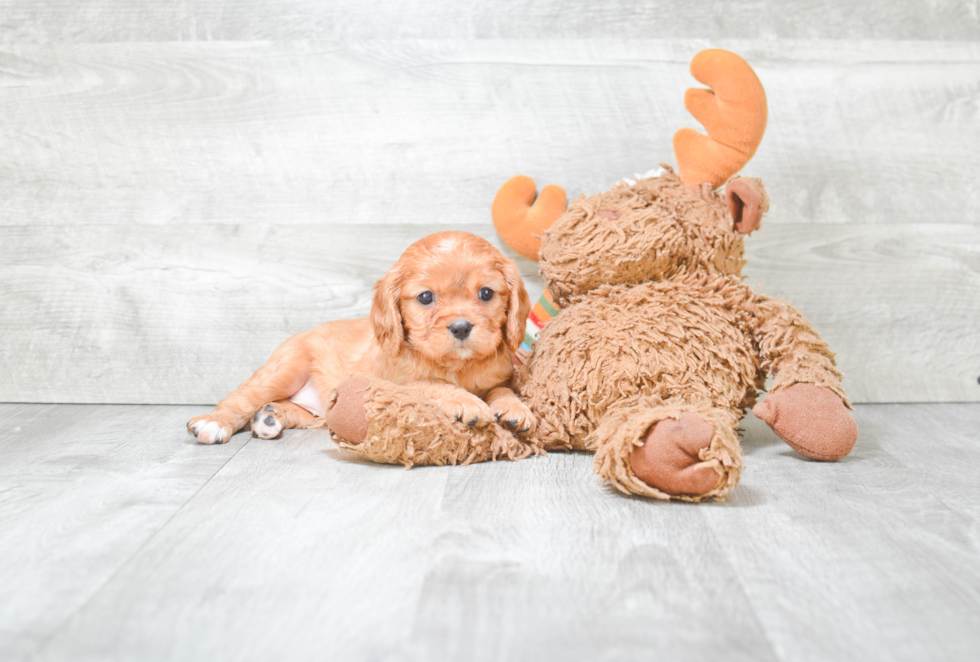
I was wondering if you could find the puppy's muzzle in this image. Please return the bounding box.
[448,320,473,341]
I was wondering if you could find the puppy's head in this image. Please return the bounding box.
[371,231,531,365]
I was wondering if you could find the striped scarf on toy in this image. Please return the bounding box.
[521,290,560,352]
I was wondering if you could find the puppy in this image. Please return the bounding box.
[187,231,535,445]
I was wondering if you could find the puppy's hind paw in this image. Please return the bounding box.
[188,415,233,445]
[251,404,284,439]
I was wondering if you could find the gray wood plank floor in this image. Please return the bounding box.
[2,403,978,662]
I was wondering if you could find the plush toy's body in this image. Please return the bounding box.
[512,168,854,500]
[322,49,858,501]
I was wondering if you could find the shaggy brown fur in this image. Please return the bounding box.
[514,166,853,501]
[539,170,750,306]
[315,376,541,467]
[321,49,857,500]
[324,166,856,500]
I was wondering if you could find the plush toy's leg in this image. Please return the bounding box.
[749,294,858,461]
[753,384,857,461]
[591,400,742,502]
[249,400,317,439]
[317,376,542,468]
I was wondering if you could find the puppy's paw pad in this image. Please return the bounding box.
[492,399,537,434]
[251,404,284,439]
[188,417,232,445]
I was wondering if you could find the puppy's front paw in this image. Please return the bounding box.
[491,397,537,434]
[441,391,495,428]
[187,414,233,445]
[251,403,284,439]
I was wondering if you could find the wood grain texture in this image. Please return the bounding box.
[742,223,980,403]
[704,406,980,662]
[1,402,975,661]
[2,222,977,404]
[1,1,978,43]
[2,36,978,405]
[0,223,536,404]
[0,404,249,661]
[1,40,977,228]
[3,5,977,661]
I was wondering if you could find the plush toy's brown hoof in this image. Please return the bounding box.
[322,377,372,444]
[629,412,722,497]
[753,384,858,461]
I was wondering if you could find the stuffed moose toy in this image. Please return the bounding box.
[319,49,858,501]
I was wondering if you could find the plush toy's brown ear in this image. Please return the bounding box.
[370,267,404,357]
[726,177,769,234]
[500,257,532,351]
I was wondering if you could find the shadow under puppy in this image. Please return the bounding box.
[188,231,535,445]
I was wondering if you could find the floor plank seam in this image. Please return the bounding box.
[31,435,254,656]
[702,511,784,662]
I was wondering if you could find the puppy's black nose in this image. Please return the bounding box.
[448,320,473,340]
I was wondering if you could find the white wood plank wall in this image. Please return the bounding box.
[1,3,978,404]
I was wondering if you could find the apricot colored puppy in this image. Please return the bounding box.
[187,231,534,445]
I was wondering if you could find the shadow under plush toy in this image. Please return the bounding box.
[324,49,858,501]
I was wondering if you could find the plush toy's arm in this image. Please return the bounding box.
[749,294,849,405]
[318,376,540,468]
[746,294,858,461]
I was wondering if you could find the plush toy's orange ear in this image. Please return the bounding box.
[674,49,767,189]
[491,175,566,262]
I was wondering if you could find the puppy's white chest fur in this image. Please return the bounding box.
[289,378,325,417]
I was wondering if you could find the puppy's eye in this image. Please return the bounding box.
[416,291,434,305]
[479,288,494,301]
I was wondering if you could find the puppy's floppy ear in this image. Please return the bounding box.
[500,258,532,352]
[370,266,404,357]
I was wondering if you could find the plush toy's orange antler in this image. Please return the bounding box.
[491,175,567,261]
[674,49,767,189]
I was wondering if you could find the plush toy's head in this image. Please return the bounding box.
[492,49,769,306]
[538,168,768,306]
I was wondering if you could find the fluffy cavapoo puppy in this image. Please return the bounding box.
[187,231,535,445]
